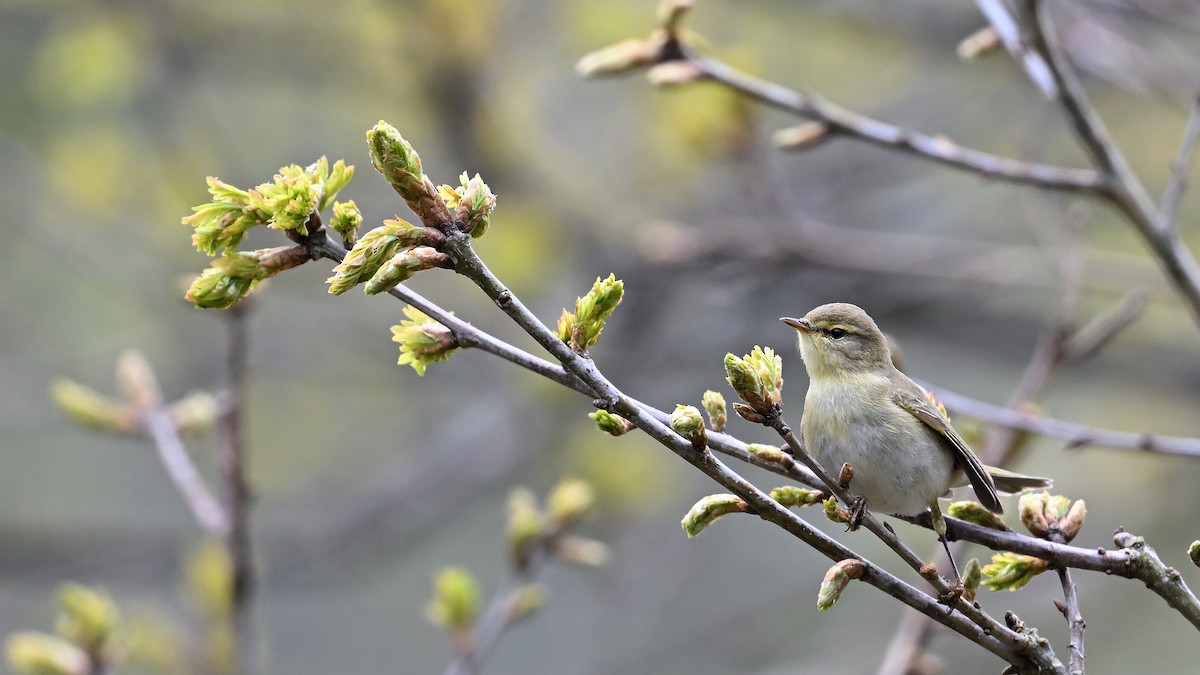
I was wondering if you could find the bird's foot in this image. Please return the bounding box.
[846,496,868,532]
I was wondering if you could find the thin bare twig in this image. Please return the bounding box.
[685,50,1103,194]
[1160,94,1200,234]
[972,0,1058,99]
[142,407,229,537]
[1055,565,1086,674]
[1022,0,1200,326]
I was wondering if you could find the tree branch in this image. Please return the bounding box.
[1160,93,1200,234]
[685,50,1104,194]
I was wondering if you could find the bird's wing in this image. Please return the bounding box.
[891,385,1002,513]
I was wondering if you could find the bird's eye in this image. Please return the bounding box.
[828,327,847,339]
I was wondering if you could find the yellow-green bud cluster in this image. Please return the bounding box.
[680,494,748,537]
[330,200,362,245]
[723,346,783,417]
[364,247,451,295]
[507,479,603,573]
[367,121,452,229]
[186,245,309,308]
[546,477,596,527]
[55,583,119,655]
[817,558,865,610]
[425,567,480,633]
[588,410,635,436]
[4,583,124,675]
[51,379,138,434]
[326,219,443,295]
[439,172,497,238]
[556,274,625,351]
[701,390,726,432]
[822,495,850,524]
[390,306,458,376]
[981,552,1049,591]
[1019,491,1086,543]
[5,632,89,675]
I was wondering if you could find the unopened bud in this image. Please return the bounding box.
[681,494,748,537]
[546,477,595,525]
[552,536,610,567]
[670,404,706,447]
[588,410,635,436]
[117,350,161,411]
[5,632,89,675]
[817,558,865,610]
[769,485,823,508]
[773,122,830,151]
[425,567,480,633]
[948,501,1010,531]
[51,379,138,434]
[366,121,452,228]
[957,26,1001,60]
[746,443,789,466]
[962,558,982,602]
[576,38,661,78]
[700,390,726,432]
[646,61,704,87]
[823,496,850,524]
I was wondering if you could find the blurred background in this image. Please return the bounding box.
[2,0,1200,672]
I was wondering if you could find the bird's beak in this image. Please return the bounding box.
[780,316,812,333]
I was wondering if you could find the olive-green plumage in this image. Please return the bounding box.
[781,303,1050,519]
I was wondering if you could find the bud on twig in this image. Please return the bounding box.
[746,443,789,467]
[556,274,624,351]
[700,390,726,432]
[1019,491,1085,543]
[981,552,1049,591]
[390,306,458,376]
[646,61,704,87]
[327,219,439,295]
[817,558,865,610]
[773,122,831,151]
[439,173,497,238]
[962,558,982,602]
[546,477,596,526]
[723,347,783,417]
[51,379,139,434]
[823,496,851,524]
[425,567,481,633]
[680,494,748,537]
[957,26,1001,60]
[588,410,635,436]
[5,632,89,675]
[670,404,706,448]
[769,485,823,508]
[330,200,362,245]
[948,501,1010,531]
[364,246,451,295]
[366,121,452,229]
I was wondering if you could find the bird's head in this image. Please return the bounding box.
[780,303,892,380]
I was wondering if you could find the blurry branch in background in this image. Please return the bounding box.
[439,479,606,675]
[46,311,258,673]
[972,0,1059,98]
[577,0,1200,328]
[1161,94,1200,234]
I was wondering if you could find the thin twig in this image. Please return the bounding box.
[141,407,229,537]
[1055,565,1086,674]
[220,305,256,674]
[685,50,1103,194]
[1160,94,1200,234]
[972,0,1058,99]
[1022,0,1200,326]
[925,385,1200,459]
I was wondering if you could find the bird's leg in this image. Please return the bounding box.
[930,500,965,604]
[846,496,868,532]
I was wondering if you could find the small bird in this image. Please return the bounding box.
[780,303,1050,538]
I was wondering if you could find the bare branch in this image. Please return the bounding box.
[1161,94,1200,234]
[141,407,229,537]
[686,51,1103,194]
[924,384,1200,459]
[972,0,1058,99]
[1022,0,1200,326]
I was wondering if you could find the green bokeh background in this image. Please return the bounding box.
[2,0,1200,672]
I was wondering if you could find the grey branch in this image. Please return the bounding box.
[1160,94,1200,234]
[141,406,229,537]
[972,0,1058,99]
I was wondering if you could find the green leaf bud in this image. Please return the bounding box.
[981,552,1049,591]
[5,632,89,675]
[326,219,434,294]
[747,443,789,466]
[680,493,747,537]
[670,404,706,447]
[330,200,363,245]
[439,173,496,238]
[51,379,139,434]
[588,410,635,436]
[823,496,850,524]
[730,402,765,424]
[957,26,1001,60]
[656,0,693,33]
[646,61,704,87]
[571,274,624,350]
[425,567,480,633]
[507,488,544,572]
[366,121,452,229]
[769,485,823,508]
[701,390,726,432]
[316,157,355,211]
[185,265,256,309]
[817,558,865,610]
[962,558,982,602]
[186,246,308,309]
[1019,491,1080,541]
[947,501,1010,531]
[725,347,782,414]
[116,349,161,411]
[1189,541,1200,568]
[546,477,596,526]
[364,246,451,295]
[56,583,119,653]
[390,306,458,376]
[184,177,267,256]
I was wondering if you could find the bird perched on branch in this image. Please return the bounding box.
[780,303,1050,559]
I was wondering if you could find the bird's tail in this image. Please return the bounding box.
[987,466,1053,495]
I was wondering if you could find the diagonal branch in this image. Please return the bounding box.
[686,50,1103,194]
[1160,93,1200,234]
[972,0,1058,99]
